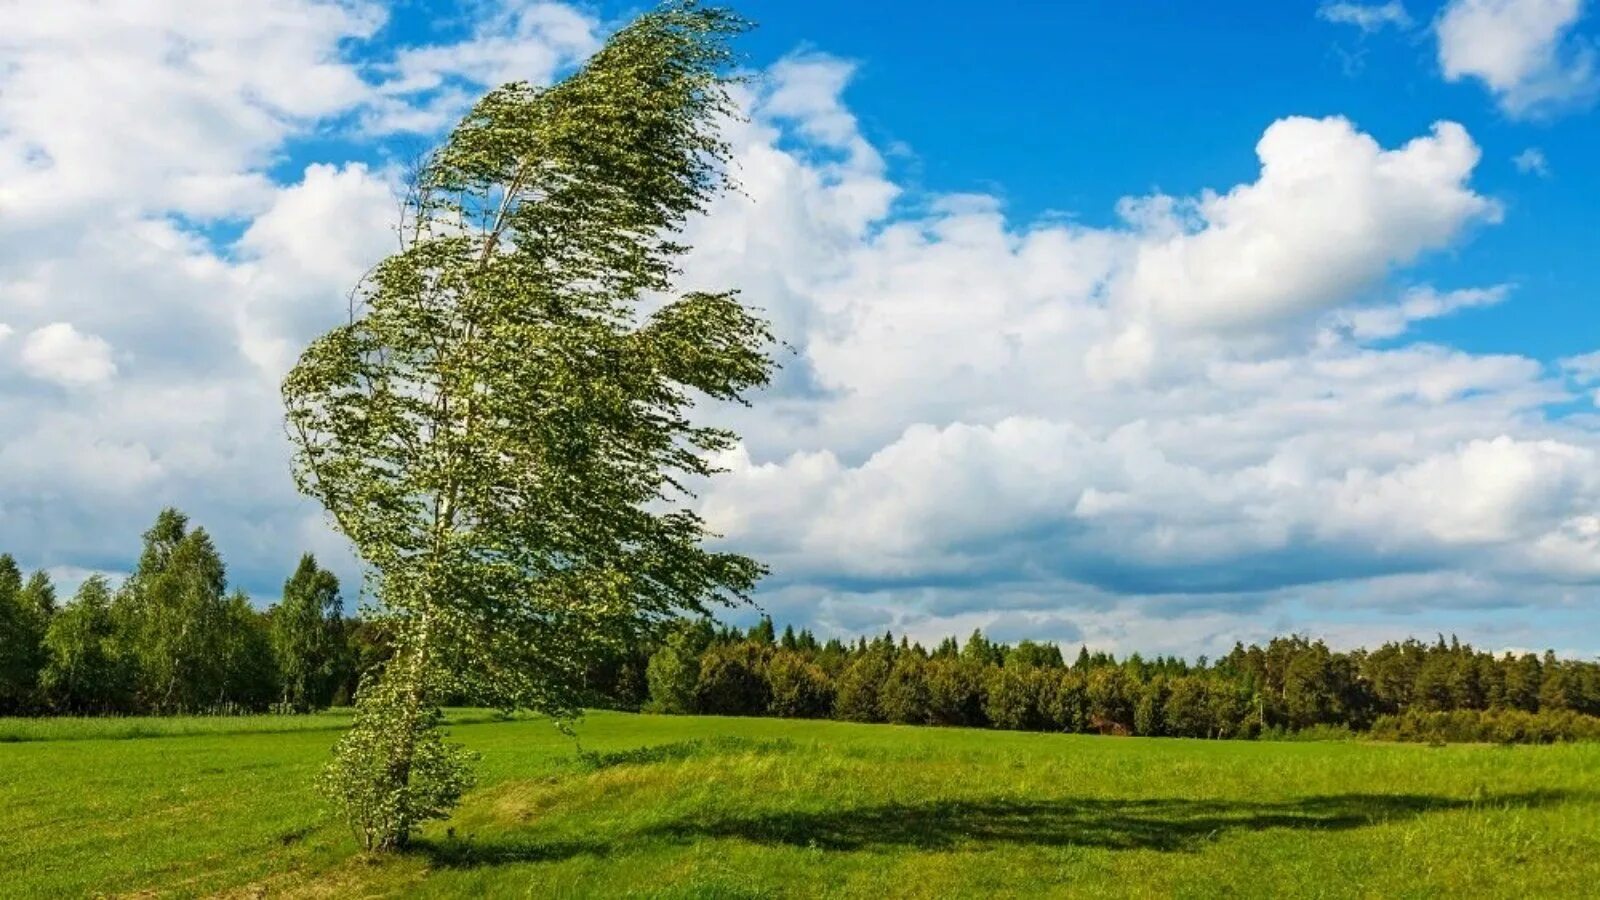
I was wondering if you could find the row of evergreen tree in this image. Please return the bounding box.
[6,508,1599,744]
[592,617,1600,743]
[0,509,355,715]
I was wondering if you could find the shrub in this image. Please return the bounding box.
[1368,708,1600,744]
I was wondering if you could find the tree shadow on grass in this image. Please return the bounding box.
[640,790,1585,855]
[573,736,797,772]
[414,834,611,868]
[414,789,1584,868]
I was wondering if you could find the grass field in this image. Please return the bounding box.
[3,711,1598,898]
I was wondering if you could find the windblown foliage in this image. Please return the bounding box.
[282,1,773,849]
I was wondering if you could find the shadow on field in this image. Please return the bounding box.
[644,791,1577,854]
[414,790,1582,867]
[575,737,797,772]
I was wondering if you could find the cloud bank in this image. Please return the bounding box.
[2,1,1597,658]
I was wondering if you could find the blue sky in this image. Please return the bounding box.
[2,0,1599,658]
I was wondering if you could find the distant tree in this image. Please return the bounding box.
[1413,652,1457,712]
[1503,652,1542,712]
[117,513,234,713]
[878,654,931,725]
[270,555,344,712]
[1086,667,1135,733]
[766,650,832,718]
[0,555,47,712]
[1045,670,1089,733]
[19,571,56,620]
[1072,645,1092,672]
[647,620,714,714]
[985,665,1045,731]
[1540,652,1573,711]
[1007,640,1063,669]
[748,616,776,646]
[925,656,987,727]
[1133,677,1168,737]
[694,642,769,716]
[220,591,280,711]
[1160,676,1205,738]
[40,576,131,713]
[834,652,891,722]
[960,629,1003,667]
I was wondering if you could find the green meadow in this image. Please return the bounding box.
[3,710,1597,898]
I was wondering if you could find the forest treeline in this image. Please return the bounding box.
[3,508,1599,744]
[613,618,1600,744]
[0,509,367,716]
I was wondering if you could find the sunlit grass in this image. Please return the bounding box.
[0,708,511,743]
[3,711,1597,898]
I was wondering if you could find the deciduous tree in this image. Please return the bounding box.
[281,2,772,850]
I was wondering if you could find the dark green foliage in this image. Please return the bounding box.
[765,650,832,718]
[0,556,48,713]
[221,592,280,712]
[1047,670,1089,733]
[834,653,890,723]
[270,555,343,712]
[1087,667,1136,734]
[877,655,931,725]
[925,657,987,727]
[5,509,354,717]
[117,516,237,713]
[40,576,132,713]
[647,619,713,714]
[694,643,770,716]
[628,624,1600,744]
[985,664,1047,731]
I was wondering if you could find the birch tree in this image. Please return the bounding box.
[282,1,772,850]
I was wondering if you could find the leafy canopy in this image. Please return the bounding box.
[282,1,773,717]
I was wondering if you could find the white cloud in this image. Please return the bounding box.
[0,0,604,593]
[1319,2,1414,32]
[1437,0,1598,117]
[19,323,117,387]
[0,6,1597,654]
[1117,118,1496,339]
[1513,147,1552,176]
[1327,284,1509,340]
[674,63,1600,650]
[364,0,600,134]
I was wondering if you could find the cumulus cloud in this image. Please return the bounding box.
[18,323,117,387]
[1436,0,1598,117]
[0,0,604,595]
[675,62,1600,653]
[1117,118,1497,339]
[1,4,1597,657]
